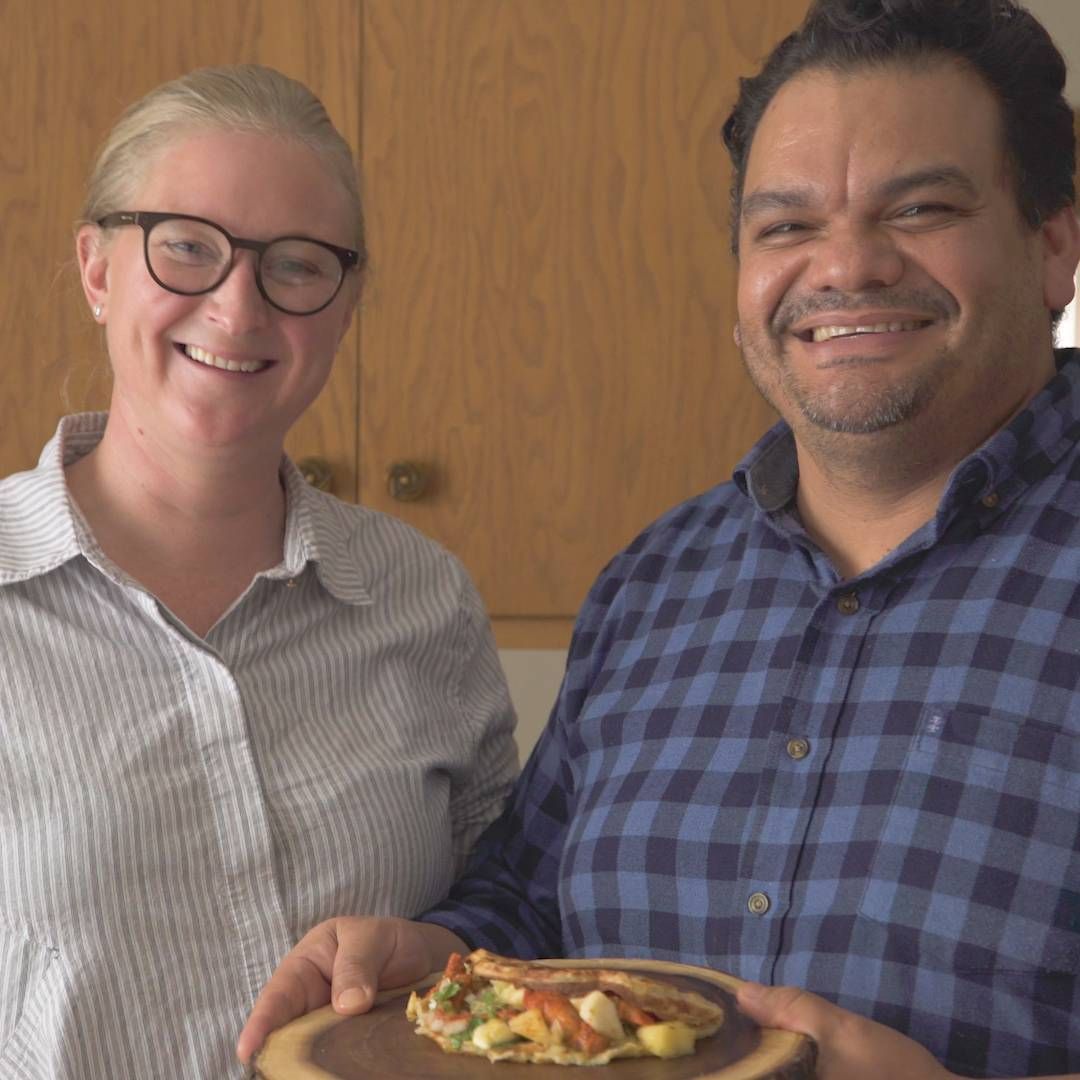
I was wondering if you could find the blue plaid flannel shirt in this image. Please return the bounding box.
[424,349,1080,1078]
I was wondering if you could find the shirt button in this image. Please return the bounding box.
[285,578,298,588]
[981,491,1000,509]
[786,737,810,760]
[836,592,859,615]
[747,891,771,916]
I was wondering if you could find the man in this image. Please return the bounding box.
[238,1,1080,1075]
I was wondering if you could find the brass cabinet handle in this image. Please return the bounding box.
[297,456,333,492]
[387,461,430,502]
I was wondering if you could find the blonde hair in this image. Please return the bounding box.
[80,64,366,263]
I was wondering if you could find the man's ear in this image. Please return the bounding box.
[1041,205,1080,314]
[77,224,110,320]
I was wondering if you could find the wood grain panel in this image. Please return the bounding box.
[360,0,807,619]
[0,0,361,496]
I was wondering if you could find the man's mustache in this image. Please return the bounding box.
[772,288,958,336]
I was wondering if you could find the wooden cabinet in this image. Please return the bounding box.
[0,0,807,647]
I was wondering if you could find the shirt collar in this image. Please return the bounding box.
[275,457,373,605]
[0,412,372,605]
[733,422,799,513]
[0,413,100,584]
[947,347,1080,516]
[734,348,1080,521]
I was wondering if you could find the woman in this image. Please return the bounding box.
[0,65,516,1079]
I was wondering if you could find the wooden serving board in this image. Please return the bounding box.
[253,958,816,1080]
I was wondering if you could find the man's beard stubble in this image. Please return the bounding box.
[741,286,959,436]
[765,341,950,434]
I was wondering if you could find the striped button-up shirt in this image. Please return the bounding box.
[0,413,517,1079]
[426,352,1080,1078]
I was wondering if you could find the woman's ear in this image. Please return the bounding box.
[77,224,110,321]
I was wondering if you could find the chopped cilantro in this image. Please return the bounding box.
[449,1017,483,1050]
[433,980,462,1004]
[471,988,501,1018]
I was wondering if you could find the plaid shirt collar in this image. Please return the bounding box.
[733,347,1080,571]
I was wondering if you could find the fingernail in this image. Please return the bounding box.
[338,988,366,1011]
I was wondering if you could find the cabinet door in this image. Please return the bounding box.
[0,0,361,496]
[359,0,807,643]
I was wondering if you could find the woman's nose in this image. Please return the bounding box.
[204,252,270,333]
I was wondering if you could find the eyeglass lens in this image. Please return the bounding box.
[146,217,345,314]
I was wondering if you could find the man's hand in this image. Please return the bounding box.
[736,982,955,1080]
[236,916,467,1065]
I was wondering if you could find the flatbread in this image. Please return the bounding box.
[406,950,726,1066]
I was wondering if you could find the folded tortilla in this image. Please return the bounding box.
[406,949,725,1066]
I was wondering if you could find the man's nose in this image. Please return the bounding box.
[804,222,904,293]
[204,252,270,333]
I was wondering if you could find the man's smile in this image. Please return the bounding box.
[787,310,938,344]
[801,319,933,343]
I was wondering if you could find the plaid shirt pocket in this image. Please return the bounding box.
[856,703,1080,976]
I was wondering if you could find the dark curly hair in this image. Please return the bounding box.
[722,0,1075,254]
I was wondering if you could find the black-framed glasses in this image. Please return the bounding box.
[97,211,361,316]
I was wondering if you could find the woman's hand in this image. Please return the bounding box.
[736,981,956,1080]
[236,916,467,1064]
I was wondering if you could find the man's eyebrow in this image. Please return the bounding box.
[877,165,979,201]
[739,166,979,223]
[740,187,815,222]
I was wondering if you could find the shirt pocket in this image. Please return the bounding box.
[855,704,1080,976]
[0,918,62,1066]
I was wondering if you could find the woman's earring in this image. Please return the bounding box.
[93,304,103,319]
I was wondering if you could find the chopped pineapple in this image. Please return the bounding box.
[405,991,421,1021]
[636,1020,696,1059]
[574,990,625,1043]
[507,1007,555,1045]
[471,1018,517,1050]
[490,979,527,1008]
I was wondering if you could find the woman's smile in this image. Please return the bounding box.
[179,342,273,374]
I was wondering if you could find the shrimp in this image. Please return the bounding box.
[425,953,474,1014]
[523,989,610,1055]
[615,997,657,1028]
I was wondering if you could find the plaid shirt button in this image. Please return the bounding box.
[836,592,859,615]
[786,737,810,760]
[747,891,771,916]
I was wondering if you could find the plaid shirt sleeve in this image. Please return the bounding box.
[423,352,1080,1078]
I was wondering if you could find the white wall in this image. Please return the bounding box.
[1024,1,1080,106]
[501,648,567,760]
